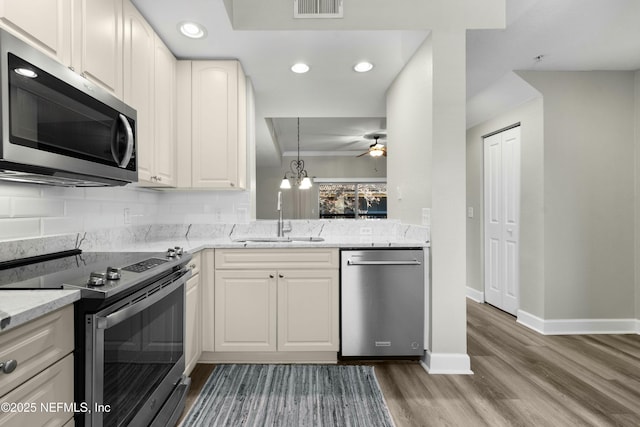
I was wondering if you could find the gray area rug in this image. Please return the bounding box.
[182,364,395,427]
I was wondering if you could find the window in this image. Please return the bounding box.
[318,182,387,219]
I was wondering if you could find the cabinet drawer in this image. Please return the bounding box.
[0,305,73,396]
[0,354,74,427]
[215,249,338,270]
[188,251,201,276]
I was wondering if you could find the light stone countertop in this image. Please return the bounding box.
[114,237,430,253]
[0,290,80,333]
[0,221,430,334]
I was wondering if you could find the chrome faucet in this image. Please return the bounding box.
[277,191,284,237]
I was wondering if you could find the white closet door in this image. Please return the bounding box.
[484,126,521,315]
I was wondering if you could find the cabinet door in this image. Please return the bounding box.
[214,270,276,352]
[0,355,73,427]
[73,0,123,97]
[0,0,71,64]
[184,273,201,376]
[191,61,240,189]
[0,306,73,394]
[277,269,339,352]
[152,34,176,186]
[201,250,215,352]
[123,0,154,183]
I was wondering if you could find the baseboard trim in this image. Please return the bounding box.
[516,310,546,334]
[517,310,638,335]
[466,287,485,303]
[421,351,473,375]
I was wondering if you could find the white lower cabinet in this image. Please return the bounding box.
[0,306,74,427]
[184,251,201,376]
[0,355,74,427]
[214,270,277,352]
[277,269,339,352]
[213,249,339,356]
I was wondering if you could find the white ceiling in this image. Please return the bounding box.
[131,0,640,166]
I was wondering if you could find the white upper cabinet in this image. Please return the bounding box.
[0,0,72,65]
[152,33,176,186]
[0,0,124,98]
[177,60,247,190]
[123,0,175,187]
[72,0,124,98]
[123,0,154,182]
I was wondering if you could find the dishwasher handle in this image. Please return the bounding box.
[347,259,421,266]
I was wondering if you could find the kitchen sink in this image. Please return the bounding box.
[232,236,324,243]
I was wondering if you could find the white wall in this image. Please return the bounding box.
[386,37,433,225]
[256,155,386,220]
[510,71,636,321]
[387,30,471,372]
[466,96,545,317]
[0,182,250,241]
[469,70,638,325]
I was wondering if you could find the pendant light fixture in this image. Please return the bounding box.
[280,118,313,190]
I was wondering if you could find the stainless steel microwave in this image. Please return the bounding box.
[0,29,137,186]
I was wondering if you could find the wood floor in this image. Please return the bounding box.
[180,300,640,426]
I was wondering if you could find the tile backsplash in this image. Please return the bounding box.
[0,182,251,240]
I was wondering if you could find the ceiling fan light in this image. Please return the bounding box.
[354,61,374,73]
[280,177,292,189]
[370,148,384,157]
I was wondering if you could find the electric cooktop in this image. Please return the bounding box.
[0,248,191,299]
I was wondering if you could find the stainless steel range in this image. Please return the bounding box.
[0,248,192,427]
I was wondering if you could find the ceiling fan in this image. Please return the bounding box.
[357,134,387,157]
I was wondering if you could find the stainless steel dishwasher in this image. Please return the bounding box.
[341,249,424,357]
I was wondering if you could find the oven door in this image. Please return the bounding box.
[85,270,189,427]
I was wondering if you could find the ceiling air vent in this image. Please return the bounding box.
[294,0,343,18]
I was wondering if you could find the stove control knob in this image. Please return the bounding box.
[166,248,177,258]
[174,246,183,256]
[88,272,106,286]
[106,267,121,280]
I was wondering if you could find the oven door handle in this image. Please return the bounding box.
[96,272,189,330]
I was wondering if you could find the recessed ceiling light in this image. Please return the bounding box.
[291,63,310,74]
[354,62,374,73]
[178,21,206,39]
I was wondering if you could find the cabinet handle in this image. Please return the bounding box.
[157,176,162,182]
[230,182,235,187]
[190,264,196,269]
[279,274,284,278]
[0,360,17,374]
[269,274,275,279]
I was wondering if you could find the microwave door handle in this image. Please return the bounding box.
[111,114,134,168]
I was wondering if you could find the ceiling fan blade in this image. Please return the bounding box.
[356,151,369,157]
